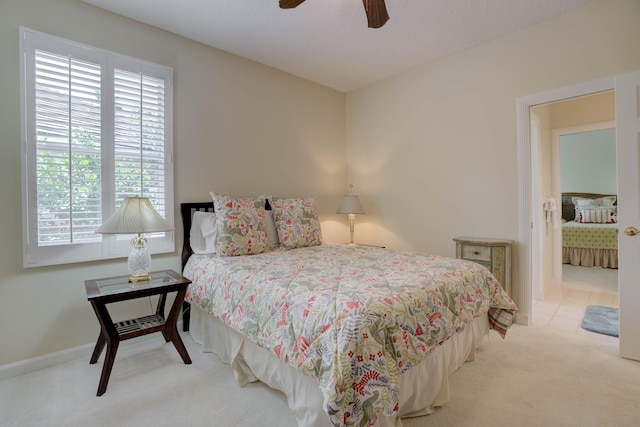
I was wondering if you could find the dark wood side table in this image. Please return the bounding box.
[85,269,192,396]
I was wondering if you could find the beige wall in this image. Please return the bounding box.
[345,0,640,311]
[0,0,346,365]
[549,91,616,129]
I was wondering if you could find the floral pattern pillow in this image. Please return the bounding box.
[272,196,322,249]
[211,192,268,256]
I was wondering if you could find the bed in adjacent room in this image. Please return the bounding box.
[561,192,618,269]
[180,195,517,427]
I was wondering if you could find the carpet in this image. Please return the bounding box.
[3,325,640,427]
[581,305,619,337]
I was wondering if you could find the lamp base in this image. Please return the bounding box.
[128,274,152,284]
[128,236,152,282]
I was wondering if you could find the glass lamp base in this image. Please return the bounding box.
[128,274,152,283]
[128,245,152,282]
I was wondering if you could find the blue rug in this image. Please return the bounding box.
[581,305,619,337]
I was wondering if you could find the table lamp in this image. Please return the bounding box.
[96,197,173,282]
[336,186,365,244]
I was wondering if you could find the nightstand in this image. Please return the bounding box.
[85,269,192,396]
[453,237,514,296]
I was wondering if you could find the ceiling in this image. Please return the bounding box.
[81,0,591,93]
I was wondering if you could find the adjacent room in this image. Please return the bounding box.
[530,92,619,338]
[1,0,640,426]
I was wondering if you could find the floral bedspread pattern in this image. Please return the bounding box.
[184,244,517,427]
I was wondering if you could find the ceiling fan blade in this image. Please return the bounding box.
[280,0,306,9]
[363,0,389,28]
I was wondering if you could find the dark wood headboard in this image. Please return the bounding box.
[180,202,213,331]
[561,192,617,222]
[180,199,273,270]
[180,202,214,271]
[179,199,272,331]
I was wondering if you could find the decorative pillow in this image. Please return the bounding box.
[572,196,616,207]
[572,196,616,220]
[272,196,322,249]
[576,206,617,224]
[189,211,217,254]
[210,192,268,256]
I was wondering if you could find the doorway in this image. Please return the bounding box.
[518,70,640,362]
[556,127,618,295]
[529,93,618,334]
[515,75,615,325]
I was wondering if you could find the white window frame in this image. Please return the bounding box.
[20,27,174,268]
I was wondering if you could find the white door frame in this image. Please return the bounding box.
[516,76,614,325]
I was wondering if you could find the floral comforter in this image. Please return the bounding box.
[184,244,517,427]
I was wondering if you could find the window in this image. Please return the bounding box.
[20,28,174,267]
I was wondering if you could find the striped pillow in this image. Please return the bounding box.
[572,196,616,221]
[576,206,617,224]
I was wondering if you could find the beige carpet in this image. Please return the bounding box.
[1,323,639,427]
[562,264,618,294]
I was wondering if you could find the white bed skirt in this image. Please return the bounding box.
[189,307,489,427]
[562,247,618,268]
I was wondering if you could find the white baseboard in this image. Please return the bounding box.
[0,342,95,381]
[516,312,530,326]
[0,320,185,381]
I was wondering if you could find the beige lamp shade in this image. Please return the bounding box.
[337,195,365,244]
[336,195,365,215]
[96,197,172,234]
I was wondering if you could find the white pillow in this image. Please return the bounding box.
[264,210,279,249]
[572,196,616,207]
[572,196,616,221]
[190,211,217,254]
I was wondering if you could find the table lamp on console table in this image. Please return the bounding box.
[96,197,173,283]
[337,185,366,244]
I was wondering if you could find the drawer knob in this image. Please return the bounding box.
[473,251,480,255]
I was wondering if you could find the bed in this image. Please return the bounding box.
[179,198,517,427]
[561,192,619,269]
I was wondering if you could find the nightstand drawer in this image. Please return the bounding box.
[460,245,491,262]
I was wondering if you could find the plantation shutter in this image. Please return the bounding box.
[34,50,102,246]
[21,28,174,267]
[113,69,166,217]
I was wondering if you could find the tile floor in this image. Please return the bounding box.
[532,266,619,344]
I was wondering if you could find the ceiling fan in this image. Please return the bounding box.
[279,0,390,29]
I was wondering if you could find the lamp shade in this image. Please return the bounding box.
[336,195,365,215]
[96,197,172,234]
